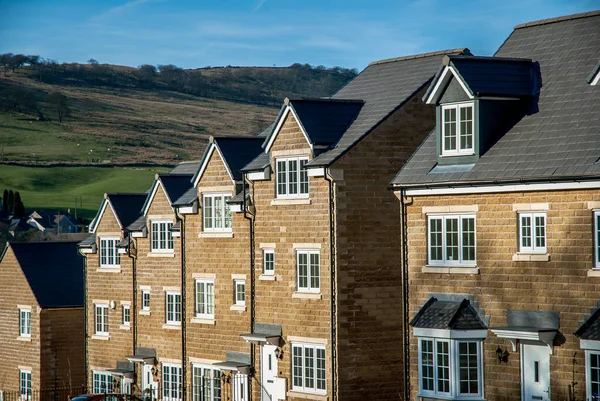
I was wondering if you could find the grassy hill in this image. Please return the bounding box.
[0,58,355,219]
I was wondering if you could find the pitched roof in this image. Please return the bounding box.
[8,241,84,308]
[410,297,487,330]
[169,161,201,176]
[159,175,194,204]
[241,152,269,173]
[392,12,600,187]
[308,48,470,167]
[216,137,264,181]
[173,187,198,206]
[107,193,147,229]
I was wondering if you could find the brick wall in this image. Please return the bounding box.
[0,247,41,391]
[333,88,435,400]
[404,188,600,400]
[184,146,251,395]
[40,308,85,389]
[251,112,332,401]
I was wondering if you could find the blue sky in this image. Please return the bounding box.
[0,0,597,70]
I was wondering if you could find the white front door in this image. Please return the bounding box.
[261,345,278,401]
[233,373,248,401]
[522,344,551,401]
[142,364,158,399]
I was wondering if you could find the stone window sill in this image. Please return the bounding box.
[287,391,328,401]
[512,253,550,262]
[119,325,131,331]
[91,334,110,341]
[588,270,600,277]
[230,305,247,312]
[147,252,175,258]
[199,232,234,238]
[271,198,311,206]
[162,323,182,330]
[191,317,215,325]
[422,266,479,274]
[259,274,276,281]
[292,292,322,300]
[17,336,32,342]
[139,310,151,316]
[96,267,121,273]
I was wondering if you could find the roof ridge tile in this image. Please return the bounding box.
[514,10,600,29]
[368,48,471,66]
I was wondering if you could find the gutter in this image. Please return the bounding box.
[324,169,337,401]
[242,175,256,398]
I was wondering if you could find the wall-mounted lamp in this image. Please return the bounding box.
[496,346,509,363]
[274,348,284,360]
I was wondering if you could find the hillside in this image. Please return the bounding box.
[0,58,357,165]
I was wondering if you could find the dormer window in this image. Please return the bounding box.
[442,103,474,156]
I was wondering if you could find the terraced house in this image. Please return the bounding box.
[239,48,470,401]
[0,241,85,398]
[391,11,600,401]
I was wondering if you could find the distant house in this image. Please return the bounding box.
[0,241,85,396]
[27,210,82,234]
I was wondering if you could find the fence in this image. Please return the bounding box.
[1,386,86,401]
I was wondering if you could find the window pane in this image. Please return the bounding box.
[535,215,546,248]
[300,159,309,194]
[445,218,459,262]
[460,106,473,150]
[298,253,308,289]
[596,214,600,265]
[277,161,287,195]
[461,217,475,261]
[207,282,214,314]
[316,348,326,390]
[264,251,274,273]
[304,346,314,389]
[288,160,298,195]
[443,108,457,151]
[592,353,600,399]
[521,215,532,248]
[436,341,450,393]
[224,196,232,228]
[420,340,434,391]
[215,196,223,228]
[429,218,443,261]
[293,346,303,387]
[310,253,320,290]
[196,282,205,314]
[204,197,213,229]
[459,342,479,394]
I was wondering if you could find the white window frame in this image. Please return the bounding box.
[122,378,133,395]
[151,220,174,252]
[92,371,114,393]
[162,363,182,401]
[165,291,182,325]
[594,211,600,269]
[296,250,320,293]
[122,305,131,326]
[19,370,32,400]
[263,248,275,275]
[441,102,474,156]
[99,236,120,268]
[427,214,476,266]
[195,279,215,319]
[202,193,232,232]
[276,156,309,198]
[518,212,547,254]
[19,308,31,338]
[94,303,109,336]
[291,343,326,395]
[142,290,151,311]
[192,364,222,401]
[234,279,246,306]
[417,336,484,400]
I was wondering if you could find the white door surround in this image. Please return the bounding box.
[521,342,551,401]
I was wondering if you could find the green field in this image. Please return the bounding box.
[0,164,169,219]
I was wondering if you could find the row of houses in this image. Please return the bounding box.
[0,10,598,401]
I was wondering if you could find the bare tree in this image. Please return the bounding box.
[47,91,71,122]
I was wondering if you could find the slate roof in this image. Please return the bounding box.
[173,187,198,206]
[308,48,471,167]
[241,152,269,172]
[216,137,265,181]
[127,215,146,231]
[7,241,84,308]
[107,193,146,229]
[410,297,487,330]
[160,175,194,205]
[424,55,537,101]
[392,11,600,187]
[286,98,364,146]
[575,302,600,340]
[169,161,201,176]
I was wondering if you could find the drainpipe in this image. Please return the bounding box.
[324,169,337,401]
[400,189,410,401]
[82,251,88,390]
[178,213,187,401]
[128,235,138,390]
[242,175,256,400]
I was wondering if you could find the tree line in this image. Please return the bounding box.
[0,53,358,107]
[2,189,26,218]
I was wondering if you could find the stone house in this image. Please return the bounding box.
[239,48,469,401]
[0,241,85,396]
[390,11,600,401]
